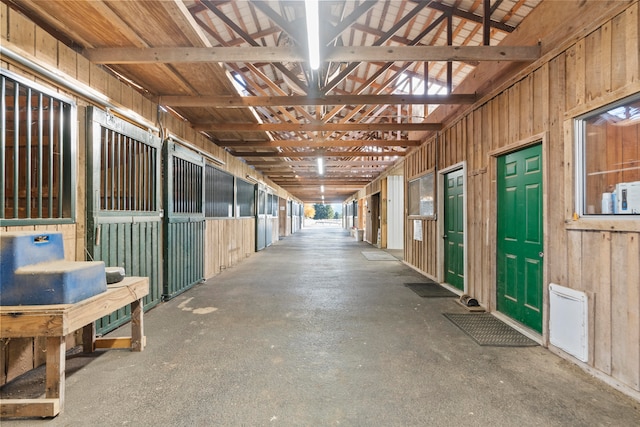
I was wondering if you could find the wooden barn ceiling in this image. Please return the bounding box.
[6,0,542,203]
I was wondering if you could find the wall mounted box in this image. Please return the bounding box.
[0,231,107,306]
[549,283,588,362]
[615,181,640,214]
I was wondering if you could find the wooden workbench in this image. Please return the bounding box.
[0,276,149,418]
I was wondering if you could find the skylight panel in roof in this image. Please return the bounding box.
[493,32,507,44]
[383,4,400,30]
[470,33,483,46]
[367,8,381,28]
[457,26,472,42]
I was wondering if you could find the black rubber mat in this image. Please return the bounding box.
[405,282,456,298]
[443,313,538,347]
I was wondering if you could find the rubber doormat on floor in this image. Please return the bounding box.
[443,313,538,347]
[405,282,457,298]
[361,251,398,261]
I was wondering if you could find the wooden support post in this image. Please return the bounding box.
[45,336,65,412]
[130,298,145,352]
[82,322,96,353]
[447,12,453,94]
[484,0,491,46]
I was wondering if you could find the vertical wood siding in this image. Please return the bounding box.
[205,218,256,279]
[404,2,640,393]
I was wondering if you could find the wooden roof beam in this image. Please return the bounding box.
[218,139,421,148]
[275,182,370,187]
[84,45,541,64]
[411,0,517,33]
[245,160,397,166]
[194,122,441,132]
[229,150,407,158]
[160,93,476,107]
[257,169,387,175]
[197,0,309,93]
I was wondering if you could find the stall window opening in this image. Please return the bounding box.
[576,93,640,216]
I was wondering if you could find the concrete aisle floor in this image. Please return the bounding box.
[3,223,640,426]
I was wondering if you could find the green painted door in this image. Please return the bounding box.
[497,144,543,332]
[163,141,205,300]
[86,107,163,334]
[444,169,464,290]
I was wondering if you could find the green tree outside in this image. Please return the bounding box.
[313,203,334,220]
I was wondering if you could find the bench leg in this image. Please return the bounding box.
[82,322,96,353]
[45,336,65,413]
[131,298,145,352]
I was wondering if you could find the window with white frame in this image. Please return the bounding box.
[408,172,435,217]
[576,93,640,216]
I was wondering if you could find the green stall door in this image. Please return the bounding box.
[86,107,163,334]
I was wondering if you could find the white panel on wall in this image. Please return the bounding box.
[387,175,404,250]
[549,283,588,362]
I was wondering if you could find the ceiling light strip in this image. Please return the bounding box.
[305,0,320,70]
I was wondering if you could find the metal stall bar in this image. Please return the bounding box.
[0,76,6,217]
[12,80,19,218]
[162,140,205,300]
[1,70,76,226]
[25,87,31,218]
[37,93,43,218]
[86,107,163,334]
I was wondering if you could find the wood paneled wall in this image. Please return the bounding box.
[205,218,255,279]
[1,3,300,385]
[404,2,640,395]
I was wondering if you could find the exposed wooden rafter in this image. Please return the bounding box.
[5,0,544,204]
[83,45,541,64]
[197,0,309,93]
[409,0,516,33]
[245,160,396,167]
[229,151,408,158]
[160,93,477,107]
[194,122,442,132]
[218,139,422,148]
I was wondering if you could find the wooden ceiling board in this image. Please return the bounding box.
[107,63,198,95]
[169,62,241,96]
[174,105,257,125]
[4,0,546,203]
[16,0,145,48]
[104,0,193,46]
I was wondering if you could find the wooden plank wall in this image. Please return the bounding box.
[204,218,256,279]
[403,2,640,394]
[0,3,299,385]
[404,141,438,278]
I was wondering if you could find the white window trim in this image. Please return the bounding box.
[574,92,640,219]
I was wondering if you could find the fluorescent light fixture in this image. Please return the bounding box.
[305,0,320,70]
[321,185,325,193]
[317,157,324,175]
